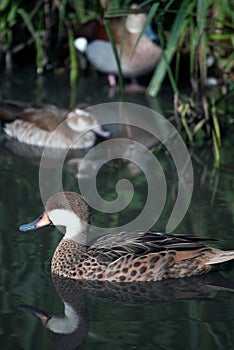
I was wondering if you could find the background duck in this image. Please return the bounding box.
[0,101,109,149]
[74,8,162,89]
[20,191,234,282]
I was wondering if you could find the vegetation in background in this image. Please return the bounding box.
[0,0,233,165]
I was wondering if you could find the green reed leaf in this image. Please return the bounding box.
[17,8,43,73]
[212,130,220,168]
[147,0,187,96]
[132,3,159,55]
[68,28,78,86]
[211,98,222,147]
[104,18,124,96]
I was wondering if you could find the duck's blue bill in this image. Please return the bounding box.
[19,212,52,232]
[93,125,111,139]
[19,305,50,324]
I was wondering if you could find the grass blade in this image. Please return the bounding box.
[17,8,44,73]
[103,18,124,97]
[211,97,222,147]
[212,130,220,168]
[180,103,193,143]
[132,3,159,55]
[68,28,78,86]
[197,0,208,88]
[147,0,187,97]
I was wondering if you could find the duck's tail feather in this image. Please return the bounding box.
[206,250,234,265]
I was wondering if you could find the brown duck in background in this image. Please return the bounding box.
[74,7,162,89]
[20,191,234,282]
[0,100,109,149]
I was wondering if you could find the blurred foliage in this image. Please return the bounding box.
[0,0,234,164]
[0,1,233,86]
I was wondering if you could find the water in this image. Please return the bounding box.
[0,66,234,350]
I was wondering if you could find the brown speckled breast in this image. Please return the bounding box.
[51,240,217,282]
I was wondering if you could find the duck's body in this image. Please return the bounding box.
[51,232,229,282]
[20,192,234,282]
[74,10,162,85]
[1,102,109,149]
[79,32,161,78]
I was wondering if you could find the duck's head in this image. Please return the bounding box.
[19,192,90,244]
[66,108,110,139]
[125,7,146,34]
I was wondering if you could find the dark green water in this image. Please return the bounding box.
[0,67,234,350]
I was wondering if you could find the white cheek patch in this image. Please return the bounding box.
[74,37,88,53]
[48,209,84,240]
[46,302,79,334]
[76,118,90,131]
[66,110,95,132]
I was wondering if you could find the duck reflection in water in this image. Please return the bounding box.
[21,275,89,350]
[20,272,234,350]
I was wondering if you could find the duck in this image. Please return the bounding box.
[19,191,234,282]
[0,101,110,149]
[74,7,162,88]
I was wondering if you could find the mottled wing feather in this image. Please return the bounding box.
[20,110,65,131]
[88,231,216,265]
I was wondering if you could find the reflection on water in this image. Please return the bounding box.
[19,273,234,350]
[0,67,234,349]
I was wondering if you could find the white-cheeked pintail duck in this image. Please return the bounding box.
[20,192,234,282]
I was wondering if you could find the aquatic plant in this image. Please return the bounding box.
[0,0,233,165]
[103,0,234,166]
